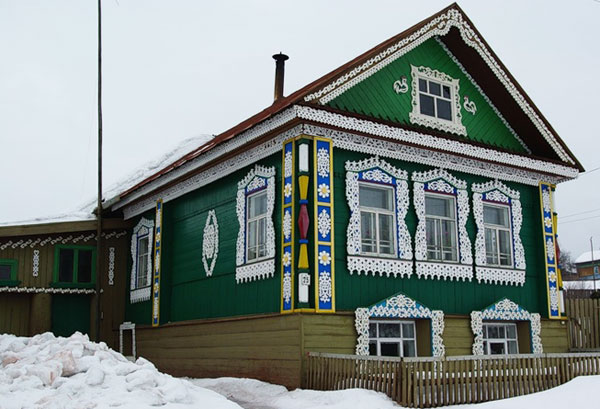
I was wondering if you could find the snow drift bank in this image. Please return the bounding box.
[0,332,241,409]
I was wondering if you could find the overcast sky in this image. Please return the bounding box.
[1,0,599,259]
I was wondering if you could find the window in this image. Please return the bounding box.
[482,323,518,355]
[0,259,18,285]
[246,190,268,262]
[417,77,453,121]
[136,235,150,289]
[483,204,512,267]
[130,217,154,303]
[368,320,417,357]
[425,194,458,262]
[54,246,95,286]
[409,65,466,136]
[359,184,395,256]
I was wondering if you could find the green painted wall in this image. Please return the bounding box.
[332,148,548,316]
[327,38,527,154]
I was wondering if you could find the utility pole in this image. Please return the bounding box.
[95,0,103,342]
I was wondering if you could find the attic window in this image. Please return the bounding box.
[409,65,466,136]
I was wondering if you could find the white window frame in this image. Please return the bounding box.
[482,203,513,267]
[409,65,466,136]
[424,192,459,263]
[368,319,417,357]
[130,217,154,304]
[358,182,397,258]
[136,235,150,289]
[246,190,269,263]
[482,322,519,355]
[235,165,276,283]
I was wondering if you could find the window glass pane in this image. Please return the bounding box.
[378,214,394,255]
[428,81,441,96]
[380,343,400,357]
[498,326,505,338]
[379,323,401,338]
[507,325,516,339]
[419,94,435,117]
[425,196,452,218]
[248,192,267,218]
[488,325,500,339]
[360,211,376,253]
[508,341,518,354]
[369,323,377,338]
[442,86,451,99]
[485,228,498,265]
[489,342,505,355]
[484,206,509,227]
[369,341,378,356]
[58,249,74,282]
[402,323,415,338]
[499,230,512,266]
[403,340,416,357]
[78,250,93,283]
[436,99,452,120]
[418,78,427,92]
[0,265,11,280]
[359,186,392,210]
[426,219,439,260]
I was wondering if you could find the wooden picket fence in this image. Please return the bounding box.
[565,298,600,350]
[305,352,600,408]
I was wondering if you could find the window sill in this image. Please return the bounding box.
[130,286,151,304]
[475,266,526,286]
[415,260,473,281]
[0,280,20,287]
[348,256,412,278]
[51,282,95,289]
[236,258,275,283]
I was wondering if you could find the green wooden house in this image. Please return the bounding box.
[103,4,581,388]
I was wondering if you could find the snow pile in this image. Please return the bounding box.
[192,377,402,409]
[0,332,241,409]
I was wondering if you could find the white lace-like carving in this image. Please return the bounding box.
[546,237,555,263]
[319,271,332,303]
[303,8,573,165]
[0,231,125,251]
[413,169,472,281]
[130,217,154,304]
[0,286,96,295]
[393,77,408,94]
[345,157,412,277]
[317,147,330,178]
[32,249,40,277]
[202,210,219,277]
[108,247,115,285]
[470,298,542,355]
[236,166,276,283]
[282,270,292,304]
[283,209,292,241]
[472,180,525,286]
[355,293,445,357]
[284,150,292,178]
[317,209,331,240]
[236,259,276,283]
[409,65,465,136]
[463,96,477,115]
[348,256,412,278]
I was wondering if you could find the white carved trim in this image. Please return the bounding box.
[413,169,472,281]
[236,259,276,283]
[0,231,126,251]
[235,166,276,283]
[472,179,526,286]
[130,217,153,304]
[393,77,408,94]
[409,65,466,136]
[108,247,115,286]
[355,293,445,357]
[32,250,40,277]
[348,256,412,278]
[470,298,543,355]
[463,96,476,115]
[202,210,219,277]
[302,8,574,165]
[345,157,412,277]
[0,286,96,294]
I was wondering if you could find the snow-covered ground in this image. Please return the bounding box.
[1,332,599,409]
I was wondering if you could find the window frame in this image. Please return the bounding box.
[135,234,151,289]
[424,191,459,263]
[482,202,513,267]
[368,319,418,358]
[245,189,270,264]
[482,322,519,355]
[52,245,96,288]
[0,258,19,286]
[358,182,397,258]
[409,65,466,136]
[130,216,154,303]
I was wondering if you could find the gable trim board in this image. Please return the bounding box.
[117,107,578,220]
[302,6,574,166]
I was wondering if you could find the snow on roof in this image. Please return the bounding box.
[562,279,600,290]
[0,134,213,228]
[574,250,600,264]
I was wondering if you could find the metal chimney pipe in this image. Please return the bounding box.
[273,52,289,102]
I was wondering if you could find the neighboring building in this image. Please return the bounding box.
[3,4,583,388]
[574,250,600,279]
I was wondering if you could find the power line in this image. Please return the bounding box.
[580,166,600,175]
[559,214,600,225]
[560,207,600,219]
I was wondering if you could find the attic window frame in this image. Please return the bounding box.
[409,65,466,136]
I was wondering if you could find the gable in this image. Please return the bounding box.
[326,37,529,154]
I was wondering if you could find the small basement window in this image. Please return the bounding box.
[482,322,518,355]
[54,246,96,287]
[368,320,417,357]
[0,258,18,285]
